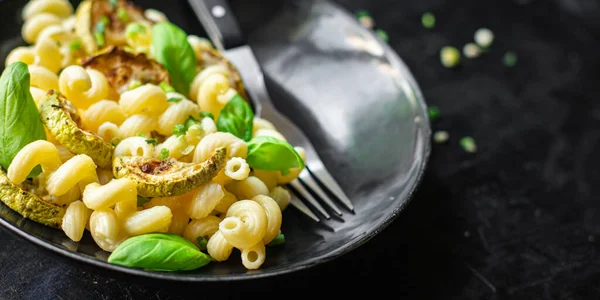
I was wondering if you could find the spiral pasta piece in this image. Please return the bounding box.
[28,65,59,92]
[114,136,155,158]
[225,176,270,200]
[185,182,225,219]
[123,205,173,236]
[194,73,235,119]
[168,210,190,236]
[207,230,234,262]
[193,132,248,163]
[62,200,91,242]
[224,157,251,181]
[82,178,137,210]
[45,154,99,196]
[241,242,266,270]
[58,65,110,109]
[219,200,268,249]
[156,98,200,136]
[269,186,291,211]
[33,35,64,74]
[117,114,157,138]
[119,84,169,116]
[251,195,282,244]
[89,208,126,252]
[7,140,62,184]
[189,64,229,101]
[5,47,35,67]
[22,12,63,44]
[82,100,127,132]
[22,0,73,21]
[183,215,221,248]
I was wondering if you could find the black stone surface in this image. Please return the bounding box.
[2,0,600,298]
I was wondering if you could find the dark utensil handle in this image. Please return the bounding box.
[187,0,246,50]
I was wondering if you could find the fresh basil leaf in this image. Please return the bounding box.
[246,136,304,172]
[199,111,214,120]
[0,62,46,177]
[108,233,211,271]
[151,22,197,96]
[216,95,253,141]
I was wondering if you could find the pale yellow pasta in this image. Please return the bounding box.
[7,140,62,184]
[74,0,95,55]
[89,208,125,252]
[114,197,137,221]
[114,136,155,158]
[62,200,91,242]
[269,186,291,211]
[62,15,76,32]
[251,169,278,191]
[185,182,225,219]
[156,99,199,136]
[193,132,248,163]
[225,176,269,200]
[224,157,250,181]
[213,190,237,214]
[212,168,232,186]
[97,122,120,142]
[30,86,48,106]
[251,195,282,244]
[22,12,62,44]
[142,195,188,212]
[82,178,136,210]
[144,8,168,23]
[45,154,99,196]
[154,135,192,160]
[58,66,110,109]
[33,38,62,74]
[187,35,214,61]
[22,0,73,21]
[240,242,266,270]
[117,114,157,138]
[82,100,127,132]
[168,210,189,235]
[183,215,221,248]
[201,116,217,134]
[184,123,206,146]
[277,147,306,184]
[5,46,35,67]
[96,168,114,185]
[253,128,287,142]
[189,64,228,100]
[206,230,234,262]
[194,73,236,118]
[124,22,152,55]
[123,205,173,236]
[35,24,79,69]
[119,84,169,116]
[252,117,276,135]
[28,65,59,92]
[219,200,268,249]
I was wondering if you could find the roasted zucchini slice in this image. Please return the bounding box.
[113,147,226,197]
[75,0,152,54]
[39,91,114,169]
[0,169,65,228]
[82,46,171,94]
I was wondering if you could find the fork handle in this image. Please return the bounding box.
[187,0,246,51]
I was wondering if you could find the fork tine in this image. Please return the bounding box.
[306,166,354,212]
[288,180,331,219]
[288,194,320,222]
[299,170,343,216]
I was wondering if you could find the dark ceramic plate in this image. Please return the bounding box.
[0,0,431,281]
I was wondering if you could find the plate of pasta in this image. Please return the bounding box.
[0,0,431,281]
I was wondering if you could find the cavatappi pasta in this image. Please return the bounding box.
[0,0,306,272]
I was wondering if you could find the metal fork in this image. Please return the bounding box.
[188,0,354,221]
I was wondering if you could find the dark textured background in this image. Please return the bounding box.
[2,0,600,299]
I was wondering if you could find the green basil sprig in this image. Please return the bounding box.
[0,62,46,177]
[216,94,253,141]
[151,22,197,96]
[246,136,305,173]
[108,233,212,271]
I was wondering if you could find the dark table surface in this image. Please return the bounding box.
[2,0,600,299]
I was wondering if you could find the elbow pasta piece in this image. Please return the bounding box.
[7,140,62,184]
[82,100,127,132]
[168,210,190,236]
[45,154,99,196]
[206,230,234,262]
[21,12,62,44]
[142,195,189,212]
[97,122,120,142]
[193,132,248,163]
[62,15,76,32]
[62,200,91,242]
[187,35,214,61]
[114,197,138,221]
[251,169,278,191]
[213,190,237,214]
[51,185,82,206]
[5,46,35,67]
[82,178,137,210]
[201,116,217,134]
[117,114,157,138]
[189,64,229,101]
[276,147,306,184]
[219,200,268,249]
[194,73,235,119]
[185,182,225,219]
[224,157,251,181]
[33,37,63,74]
[89,208,126,252]
[30,86,48,107]
[28,65,59,92]
[225,176,270,200]
[251,195,282,244]
[58,66,110,109]
[252,117,276,135]
[96,168,114,185]
[22,0,73,20]
[253,128,287,142]
[114,136,155,158]
[155,135,192,160]
[240,242,266,270]
[119,84,169,116]
[269,186,291,211]
[123,205,173,236]
[156,99,199,136]
[183,215,221,248]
